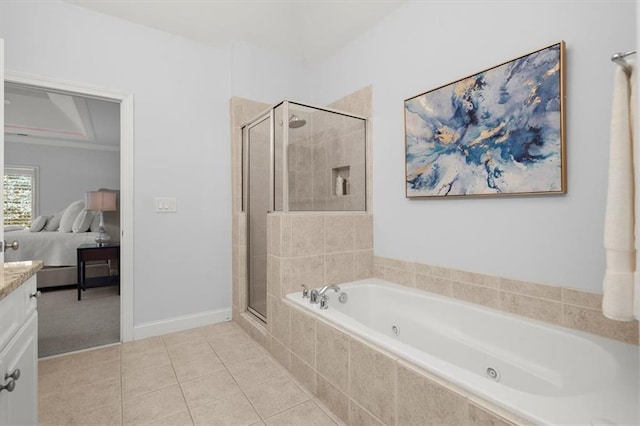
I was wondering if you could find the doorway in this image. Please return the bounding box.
[3,71,134,350]
[244,113,271,321]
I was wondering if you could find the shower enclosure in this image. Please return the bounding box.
[242,101,367,321]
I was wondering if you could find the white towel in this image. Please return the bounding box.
[634,65,639,320]
[602,65,636,321]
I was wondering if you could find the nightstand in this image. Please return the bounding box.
[76,243,120,301]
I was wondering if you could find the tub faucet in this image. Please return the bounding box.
[318,284,341,295]
[309,285,340,304]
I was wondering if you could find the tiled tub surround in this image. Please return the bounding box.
[237,291,531,425]
[373,256,639,345]
[287,279,639,425]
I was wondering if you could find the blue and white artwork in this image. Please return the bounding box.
[405,42,565,197]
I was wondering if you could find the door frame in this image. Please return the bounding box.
[243,111,273,323]
[4,70,135,342]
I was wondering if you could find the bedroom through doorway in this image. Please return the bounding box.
[4,81,122,358]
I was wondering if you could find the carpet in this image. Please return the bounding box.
[38,285,120,358]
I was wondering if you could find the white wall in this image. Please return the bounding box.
[230,39,308,107]
[5,143,120,215]
[0,0,233,324]
[1,0,634,332]
[307,1,637,292]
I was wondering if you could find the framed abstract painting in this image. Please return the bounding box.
[404,41,566,198]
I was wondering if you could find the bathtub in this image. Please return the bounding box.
[286,279,639,425]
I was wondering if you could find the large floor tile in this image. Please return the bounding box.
[197,321,241,339]
[227,355,287,389]
[244,376,309,419]
[42,377,121,417]
[123,384,188,425]
[206,330,254,352]
[172,351,225,382]
[65,358,121,388]
[148,410,194,426]
[64,344,121,369]
[181,370,241,408]
[190,392,261,426]
[163,328,207,348]
[65,400,122,426]
[122,363,178,398]
[121,347,171,375]
[215,343,267,368]
[39,369,69,397]
[167,339,214,360]
[121,336,165,356]
[264,400,336,426]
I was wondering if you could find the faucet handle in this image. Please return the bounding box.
[320,294,329,310]
[310,289,319,304]
[301,284,309,299]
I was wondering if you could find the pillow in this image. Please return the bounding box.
[72,210,95,233]
[44,210,64,231]
[5,225,25,232]
[58,200,85,233]
[29,216,50,232]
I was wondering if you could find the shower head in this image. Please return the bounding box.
[288,114,307,129]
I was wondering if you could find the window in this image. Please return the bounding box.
[4,166,39,227]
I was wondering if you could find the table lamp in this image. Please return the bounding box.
[85,190,117,246]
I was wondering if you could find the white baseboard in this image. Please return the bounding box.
[133,308,232,340]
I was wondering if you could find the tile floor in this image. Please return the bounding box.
[39,321,344,425]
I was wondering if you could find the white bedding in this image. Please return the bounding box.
[4,230,99,266]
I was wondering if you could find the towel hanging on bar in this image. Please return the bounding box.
[602,62,637,321]
[611,50,636,75]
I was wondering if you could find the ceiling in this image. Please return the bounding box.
[4,84,120,151]
[4,1,404,151]
[66,0,406,64]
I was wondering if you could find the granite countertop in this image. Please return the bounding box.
[0,261,44,301]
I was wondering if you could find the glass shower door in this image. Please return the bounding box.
[246,114,271,321]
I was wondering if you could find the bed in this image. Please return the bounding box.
[4,229,101,266]
[4,189,120,289]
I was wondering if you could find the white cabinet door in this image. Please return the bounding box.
[0,312,38,426]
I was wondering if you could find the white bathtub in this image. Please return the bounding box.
[286,279,639,425]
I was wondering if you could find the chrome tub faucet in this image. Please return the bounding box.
[318,284,341,295]
[308,284,341,305]
[310,284,340,308]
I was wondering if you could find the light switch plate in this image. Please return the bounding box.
[155,197,177,212]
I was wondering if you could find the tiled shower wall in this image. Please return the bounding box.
[287,112,366,211]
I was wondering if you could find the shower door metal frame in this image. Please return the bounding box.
[241,99,369,324]
[243,110,274,324]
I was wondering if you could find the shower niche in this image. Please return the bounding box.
[241,100,367,321]
[331,166,351,196]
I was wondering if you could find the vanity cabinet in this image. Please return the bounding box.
[0,275,38,426]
